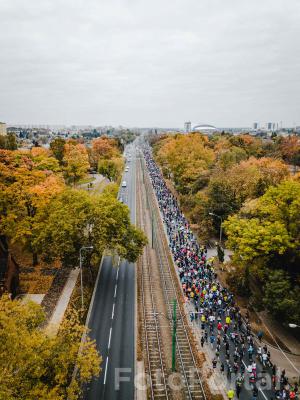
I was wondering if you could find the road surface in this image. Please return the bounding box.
[84,143,136,400]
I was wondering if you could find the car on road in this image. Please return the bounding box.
[125,167,129,172]
[122,181,127,188]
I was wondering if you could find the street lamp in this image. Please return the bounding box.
[209,212,223,243]
[79,246,94,310]
[289,323,300,328]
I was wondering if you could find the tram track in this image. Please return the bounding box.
[141,151,207,400]
[137,159,170,400]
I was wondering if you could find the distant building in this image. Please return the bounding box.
[192,124,218,135]
[267,122,273,130]
[184,121,191,133]
[0,122,7,136]
[253,122,259,130]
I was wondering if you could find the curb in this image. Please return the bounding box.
[85,254,105,329]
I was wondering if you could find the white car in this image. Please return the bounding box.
[122,181,127,188]
[125,167,129,172]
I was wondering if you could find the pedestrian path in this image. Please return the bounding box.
[46,267,79,335]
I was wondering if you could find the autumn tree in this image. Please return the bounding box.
[90,137,120,169]
[63,143,90,185]
[31,147,60,172]
[0,295,101,400]
[0,149,65,264]
[33,188,147,267]
[207,157,289,221]
[223,180,300,323]
[223,180,300,271]
[228,134,263,157]
[1,168,65,265]
[279,135,300,170]
[156,133,215,194]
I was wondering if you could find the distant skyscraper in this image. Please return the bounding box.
[267,122,272,130]
[184,121,191,132]
[253,122,258,130]
[0,122,7,136]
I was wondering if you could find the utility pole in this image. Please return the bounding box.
[172,299,177,372]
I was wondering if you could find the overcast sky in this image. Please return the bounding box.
[0,0,299,128]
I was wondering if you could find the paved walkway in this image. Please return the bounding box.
[206,245,232,263]
[46,267,80,335]
[21,293,45,304]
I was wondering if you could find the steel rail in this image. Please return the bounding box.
[137,160,169,400]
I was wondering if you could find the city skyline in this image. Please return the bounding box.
[0,0,300,127]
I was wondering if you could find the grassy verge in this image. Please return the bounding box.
[78,176,96,185]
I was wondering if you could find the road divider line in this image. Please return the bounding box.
[114,284,117,298]
[242,360,268,400]
[111,303,115,319]
[108,327,112,349]
[116,269,119,281]
[103,356,109,385]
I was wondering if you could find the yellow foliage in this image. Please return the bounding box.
[0,296,101,399]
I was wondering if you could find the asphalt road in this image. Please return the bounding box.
[84,143,136,400]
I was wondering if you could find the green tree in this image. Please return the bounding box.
[0,133,17,150]
[33,188,147,267]
[263,270,300,323]
[224,180,300,274]
[98,158,124,182]
[217,146,248,170]
[0,296,100,400]
[50,137,66,165]
[63,143,90,186]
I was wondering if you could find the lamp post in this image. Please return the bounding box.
[79,246,94,310]
[209,212,223,243]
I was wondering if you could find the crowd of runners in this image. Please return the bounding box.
[143,146,299,400]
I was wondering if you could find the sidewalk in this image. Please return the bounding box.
[206,245,232,263]
[46,267,80,335]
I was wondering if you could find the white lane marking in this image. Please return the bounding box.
[117,256,121,267]
[241,360,268,400]
[259,388,268,400]
[108,327,112,349]
[103,356,109,384]
[114,284,117,298]
[111,303,115,319]
[116,268,119,281]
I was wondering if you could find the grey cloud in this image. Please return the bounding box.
[0,0,299,127]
